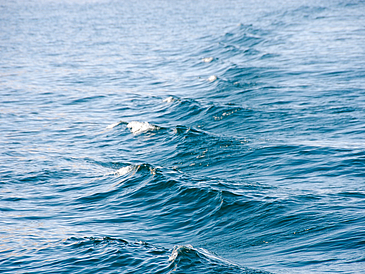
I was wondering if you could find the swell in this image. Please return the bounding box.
[103,93,365,183]
[42,156,365,267]
[0,236,271,274]
[2,1,365,273]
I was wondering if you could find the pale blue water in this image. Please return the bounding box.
[1,0,365,273]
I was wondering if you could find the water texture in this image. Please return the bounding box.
[1,0,365,273]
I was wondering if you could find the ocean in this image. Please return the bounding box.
[1,0,365,273]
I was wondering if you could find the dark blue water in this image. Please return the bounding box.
[1,0,365,273]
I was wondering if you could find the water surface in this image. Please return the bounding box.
[1,0,365,273]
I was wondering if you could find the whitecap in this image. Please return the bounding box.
[163,96,174,103]
[208,75,217,82]
[168,245,194,262]
[127,121,157,134]
[104,165,133,176]
[168,244,242,269]
[202,57,214,63]
[115,166,133,176]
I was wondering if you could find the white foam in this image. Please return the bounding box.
[163,96,174,103]
[104,165,133,176]
[106,121,121,129]
[127,121,156,134]
[208,75,217,82]
[298,140,365,150]
[115,166,133,176]
[168,245,194,262]
[202,57,214,63]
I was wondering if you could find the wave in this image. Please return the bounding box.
[3,1,365,273]
[202,57,214,63]
[207,75,218,82]
[104,165,133,176]
[163,96,175,103]
[168,244,271,274]
[0,236,271,274]
[127,121,159,134]
[105,120,160,134]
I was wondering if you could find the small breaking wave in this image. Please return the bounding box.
[104,165,133,176]
[202,57,214,63]
[163,96,175,103]
[105,120,159,134]
[208,75,218,82]
[127,121,159,134]
[168,244,272,273]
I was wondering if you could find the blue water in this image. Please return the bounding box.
[1,0,365,273]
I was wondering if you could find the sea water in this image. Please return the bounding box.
[1,0,365,273]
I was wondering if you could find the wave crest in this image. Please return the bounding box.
[168,244,271,273]
[127,121,158,134]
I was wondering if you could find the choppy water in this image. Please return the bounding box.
[1,0,365,273]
